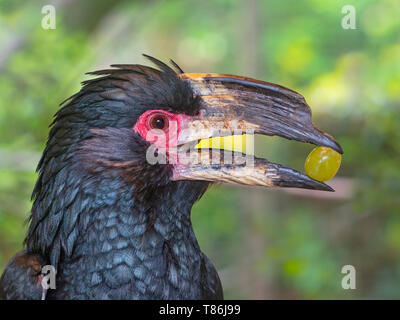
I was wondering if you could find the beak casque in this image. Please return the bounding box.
[171,73,342,192]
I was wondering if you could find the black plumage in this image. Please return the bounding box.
[1,56,221,299]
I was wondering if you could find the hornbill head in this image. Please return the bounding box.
[77,55,341,196]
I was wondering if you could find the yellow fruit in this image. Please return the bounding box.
[305,146,341,182]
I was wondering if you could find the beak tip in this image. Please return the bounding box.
[321,133,343,154]
[271,164,336,192]
[334,142,344,155]
[319,183,335,192]
[301,181,335,192]
[307,179,335,192]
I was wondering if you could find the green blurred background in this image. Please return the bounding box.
[0,0,399,299]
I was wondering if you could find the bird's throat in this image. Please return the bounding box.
[40,174,211,299]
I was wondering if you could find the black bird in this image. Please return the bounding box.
[0,55,342,300]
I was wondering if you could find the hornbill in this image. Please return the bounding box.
[0,55,342,300]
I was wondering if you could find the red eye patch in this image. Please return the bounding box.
[133,110,190,148]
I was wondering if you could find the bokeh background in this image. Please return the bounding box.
[1,0,399,299]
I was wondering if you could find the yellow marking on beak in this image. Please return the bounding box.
[195,134,254,155]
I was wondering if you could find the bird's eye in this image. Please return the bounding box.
[149,114,169,130]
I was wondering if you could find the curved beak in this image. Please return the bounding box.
[171,73,342,192]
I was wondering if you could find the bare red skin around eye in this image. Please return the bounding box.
[133,110,191,148]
